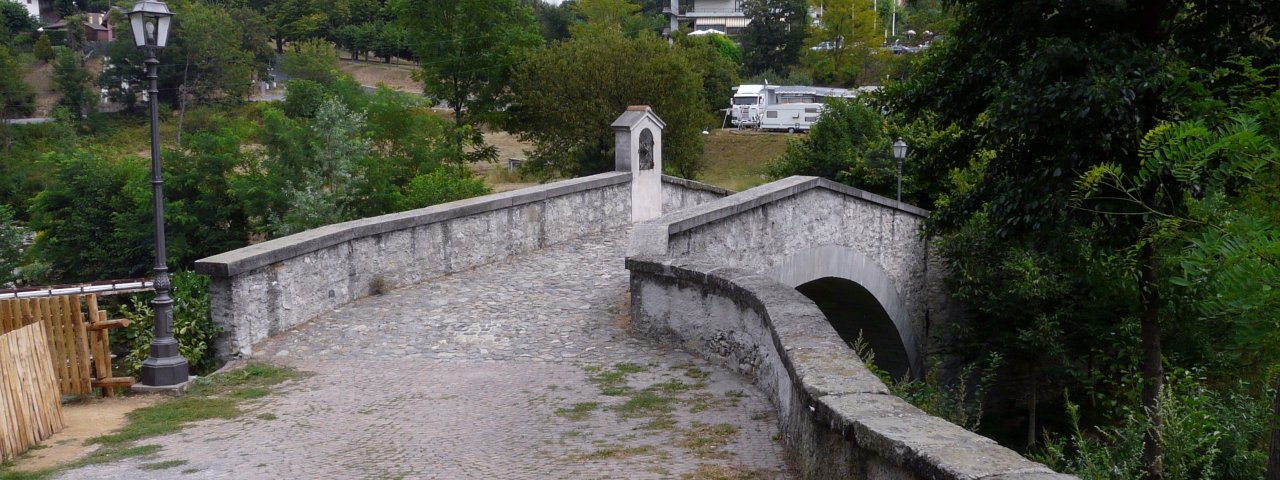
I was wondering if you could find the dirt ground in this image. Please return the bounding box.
[7,395,160,472]
[474,131,539,193]
[23,61,56,118]
[337,59,422,92]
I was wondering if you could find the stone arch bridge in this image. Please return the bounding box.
[67,113,1070,479]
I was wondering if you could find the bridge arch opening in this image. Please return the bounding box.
[795,277,911,380]
[771,245,921,379]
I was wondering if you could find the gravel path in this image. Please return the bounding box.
[57,229,793,479]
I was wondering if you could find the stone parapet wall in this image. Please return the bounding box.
[627,256,1075,480]
[661,175,735,212]
[195,173,729,361]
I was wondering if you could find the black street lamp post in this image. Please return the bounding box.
[129,1,189,387]
[892,138,908,203]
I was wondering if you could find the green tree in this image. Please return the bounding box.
[766,99,891,190]
[396,170,490,211]
[280,38,341,85]
[52,47,92,118]
[0,204,22,287]
[162,127,255,266]
[887,0,1278,475]
[391,0,542,157]
[29,152,152,282]
[33,35,54,63]
[265,97,369,235]
[677,34,741,114]
[0,45,36,151]
[508,28,711,179]
[257,0,344,53]
[169,1,256,145]
[807,0,880,86]
[0,2,38,36]
[740,0,808,76]
[1077,105,1280,479]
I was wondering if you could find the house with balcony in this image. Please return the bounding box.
[6,0,58,24]
[664,0,750,36]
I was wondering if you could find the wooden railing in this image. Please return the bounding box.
[0,295,133,397]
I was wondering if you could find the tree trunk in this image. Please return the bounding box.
[275,36,284,54]
[1140,242,1164,480]
[1027,371,1037,448]
[1266,374,1280,480]
[176,59,191,149]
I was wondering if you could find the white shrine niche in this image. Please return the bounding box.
[612,106,666,222]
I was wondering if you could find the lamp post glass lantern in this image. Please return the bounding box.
[129,0,189,388]
[892,138,908,202]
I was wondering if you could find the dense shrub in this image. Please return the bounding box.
[118,271,221,375]
[396,170,490,211]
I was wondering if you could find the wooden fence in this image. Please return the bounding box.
[0,322,66,462]
[0,295,133,397]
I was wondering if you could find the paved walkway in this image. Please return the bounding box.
[58,229,793,479]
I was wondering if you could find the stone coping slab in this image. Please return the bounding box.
[643,176,928,239]
[626,255,1074,480]
[194,172,631,278]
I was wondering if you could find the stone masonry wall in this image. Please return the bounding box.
[195,173,728,362]
[631,176,933,375]
[627,256,1076,480]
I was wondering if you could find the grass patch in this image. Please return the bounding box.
[569,444,658,461]
[640,415,678,431]
[650,379,701,394]
[555,402,601,421]
[181,468,201,474]
[700,130,792,192]
[91,397,239,446]
[682,464,771,480]
[675,364,709,380]
[140,459,188,470]
[77,444,163,468]
[256,413,279,421]
[231,387,271,399]
[680,423,740,459]
[614,391,678,417]
[0,363,302,479]
[587,363,649,397]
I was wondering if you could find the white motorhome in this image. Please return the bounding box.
[759,103,824,132]
[729,85,860,132]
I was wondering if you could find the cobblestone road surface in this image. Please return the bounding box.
[57,229,793,479]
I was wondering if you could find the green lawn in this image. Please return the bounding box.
[698,129,795,192]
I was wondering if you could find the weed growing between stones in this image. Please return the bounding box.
[559,362,784,476]
[571,445,660,461]
[679,423,740,459]
[555,402,601,421]
[614,391,679,417]
[681,464,771,480]
[139,459,189,470]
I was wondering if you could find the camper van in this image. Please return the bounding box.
[728,85,859,132]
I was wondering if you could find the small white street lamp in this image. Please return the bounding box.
[892,138,908,202]
[128,0,189,388]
